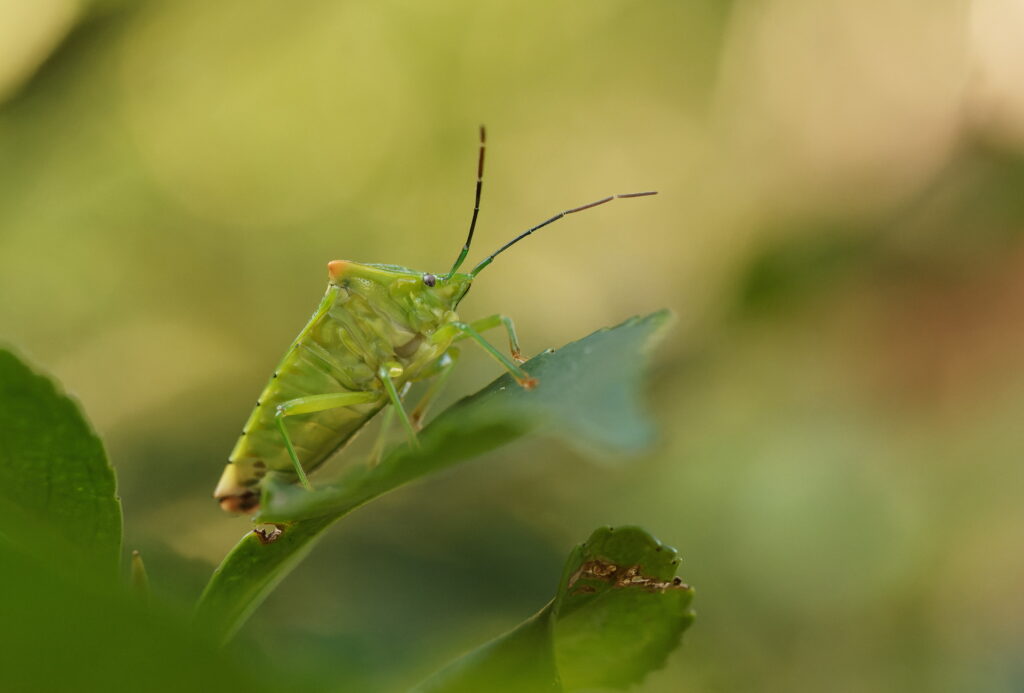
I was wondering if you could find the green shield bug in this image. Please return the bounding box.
[214,127,656,513]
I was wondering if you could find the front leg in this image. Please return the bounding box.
[462,314,526,363]
[369,382,412,465]
[430,320,537,389]
[410,349,460,428]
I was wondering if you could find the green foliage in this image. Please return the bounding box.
[412,526,695,693]
[197,311,673,642]
[194,514,334,643]
[0,347,121,575]
[0,548,287,693]
[0,315,693,691]
[0,349,288,692]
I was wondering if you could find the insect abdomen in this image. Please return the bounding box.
[225,286,392,490]
[216,277,453,509]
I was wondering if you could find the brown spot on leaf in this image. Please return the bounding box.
[253,525,284,545]
[567,558,688,594]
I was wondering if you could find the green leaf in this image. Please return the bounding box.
[0,348,122,574]
[0,545,287,693]
[552,526,696,690]
[410,605,562,693]
[196,311,672,643]
[412,526,696,693]
[195,515,334,642]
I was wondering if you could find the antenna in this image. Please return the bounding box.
[445,126,487,277]
[469,191,657,276]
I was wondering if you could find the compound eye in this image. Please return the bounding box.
[423,274,437,287]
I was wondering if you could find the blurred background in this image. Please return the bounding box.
[2,0,1022,690]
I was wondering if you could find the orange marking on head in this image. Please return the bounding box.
[327,260,348,280]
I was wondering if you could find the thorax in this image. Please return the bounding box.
[317,283,458,384]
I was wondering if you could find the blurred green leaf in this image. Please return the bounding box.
[0,1,81,103]
[196,311,672,643]
[412,526,695,693]
[412,605,561,693]
[732,227,876,318]
[0,348,121,574]
[0,546,287,693]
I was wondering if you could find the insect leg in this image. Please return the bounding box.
[369,382,411,465]
[369,406,396,465]
[378,367,419,446]
[431,322,537,389]
[461,314,525,363]
[410,349,460,428]
[275,391,381,489]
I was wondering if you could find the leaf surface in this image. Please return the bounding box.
[0,348,122,574]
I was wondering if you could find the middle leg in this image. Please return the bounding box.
[275,391,382,490]
[378,365,419,447]
[410,349,460,428]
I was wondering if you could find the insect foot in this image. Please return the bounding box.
[518,375,539,390]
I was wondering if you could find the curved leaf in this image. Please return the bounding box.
[552,526,696,689]
[259,310,672,524]
[195,515,333,642]
[412,526,695,693]
[196,311,672,642]
[0,348,122,574]
[0,546,285,693]
[410,605,561,693]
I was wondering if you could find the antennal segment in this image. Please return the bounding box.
[445,126,487,277]
[469,191,657,277]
